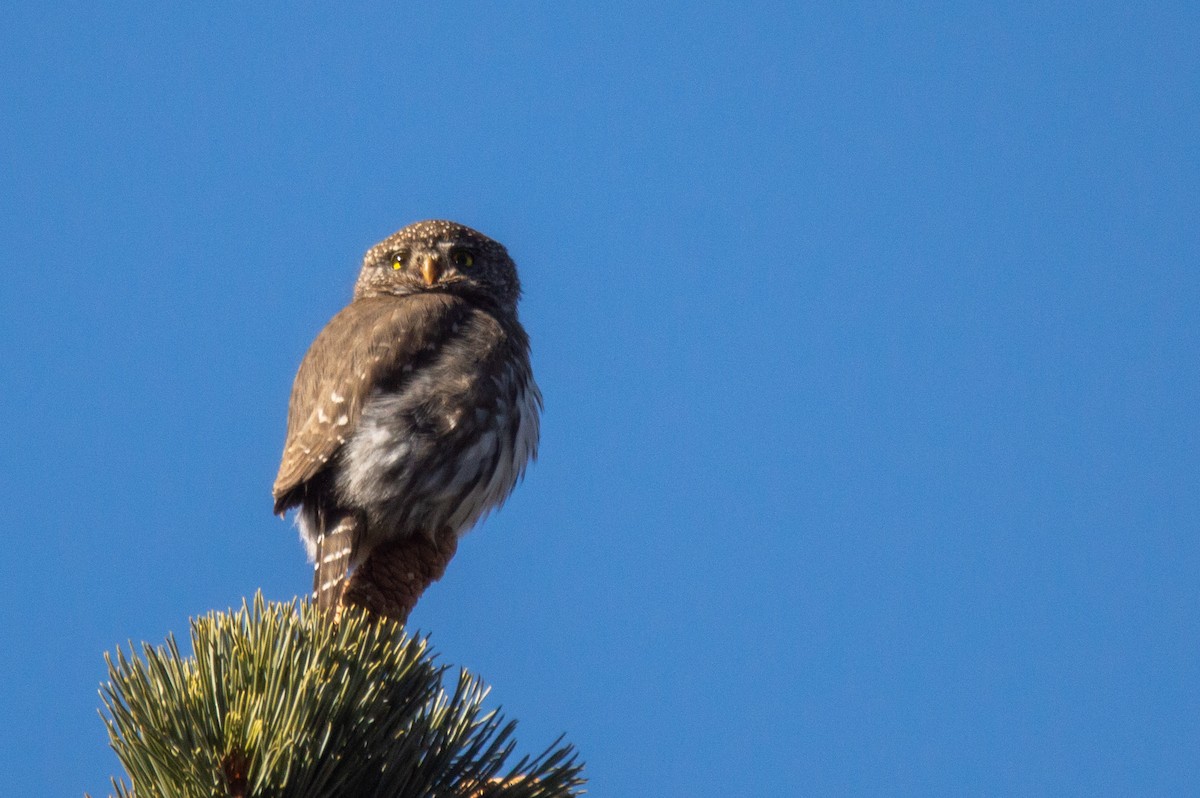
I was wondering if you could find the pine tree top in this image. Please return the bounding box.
[98,594,584,798]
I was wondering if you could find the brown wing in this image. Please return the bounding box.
[272,292,469,514]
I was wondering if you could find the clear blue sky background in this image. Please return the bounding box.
[1,3,1197,795]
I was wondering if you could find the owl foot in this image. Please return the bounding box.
[339,527,459,624]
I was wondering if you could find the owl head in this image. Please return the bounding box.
[354,220,521,310]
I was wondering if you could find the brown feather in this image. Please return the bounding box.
[312,513,358,611]
[272,293,470,513]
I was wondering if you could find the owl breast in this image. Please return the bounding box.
[334,314,540,564]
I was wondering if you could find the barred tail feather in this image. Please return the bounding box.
[313,514,358,612]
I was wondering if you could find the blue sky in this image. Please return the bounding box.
[2,3,1197,795]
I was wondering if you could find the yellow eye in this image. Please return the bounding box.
[391,254,404,270]
[451,249,474,268]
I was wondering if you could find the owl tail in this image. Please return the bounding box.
[313,514,358,613]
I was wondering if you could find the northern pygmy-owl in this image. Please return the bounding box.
[273,220,541,621]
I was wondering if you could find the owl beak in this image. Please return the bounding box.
[420,255,441,286]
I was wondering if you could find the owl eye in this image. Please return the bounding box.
[390,251,407,270]
[450,249,474,268]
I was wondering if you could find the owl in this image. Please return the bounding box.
[273,220,541,622]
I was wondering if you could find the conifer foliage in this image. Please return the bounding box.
[98,595,583,797]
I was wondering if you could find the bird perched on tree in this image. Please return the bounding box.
[273,220,541,622]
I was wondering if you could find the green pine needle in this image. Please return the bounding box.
[98,593,584,798]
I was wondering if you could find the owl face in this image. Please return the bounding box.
[354,220,521,310]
